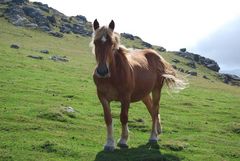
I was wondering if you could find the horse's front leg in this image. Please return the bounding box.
[98,94,115,151]
[117,99,130,148]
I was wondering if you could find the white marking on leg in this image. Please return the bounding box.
[106,124,115,147]
[149,119,158,141]
[157,114,162,134]
[118,123,129,145]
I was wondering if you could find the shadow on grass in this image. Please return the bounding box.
[94,142,181,161]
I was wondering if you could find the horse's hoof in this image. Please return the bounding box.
[104,145,115,152]
[117,143,129,149]
[148,139,158,143]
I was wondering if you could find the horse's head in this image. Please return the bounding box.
[91,19,120,78]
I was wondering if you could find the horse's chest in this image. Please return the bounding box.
[95,81,119,101]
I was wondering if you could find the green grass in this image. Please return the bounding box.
[0,18,239,161]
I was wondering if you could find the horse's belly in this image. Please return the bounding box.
[131,72,157,102]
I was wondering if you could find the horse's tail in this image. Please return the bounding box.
[158,55,188,92]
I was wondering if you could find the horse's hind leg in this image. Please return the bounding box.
[149,83,164,142]
[143,94,162,143]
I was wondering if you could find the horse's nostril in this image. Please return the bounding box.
[96,65,109,77]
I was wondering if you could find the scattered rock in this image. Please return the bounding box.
[50,55,68,62]
[186,61,196,69]
[40,50,49,54]
[64,107,75,113]
[172,59,180,63]
[203,75,209,79]
[61,106,76,118]
[172,64,177,69]
[178,68,185,73]
[10,44,20,49]
[135,118,144,123]
[157,47,166,52]
[27,55,43,60]
[187,71,197,76]
[40,141,57,153]
[48,31,63,38]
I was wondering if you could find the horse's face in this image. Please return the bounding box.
[92,19,115,78]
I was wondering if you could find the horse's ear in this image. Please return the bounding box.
[109,20,115,31]
[93,19,99,31]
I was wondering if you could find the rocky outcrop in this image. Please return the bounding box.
[218,73,240,86]
[174,50,220,72]
[121,33,135,40]
[3,0,92,37]
[141,41,152,48]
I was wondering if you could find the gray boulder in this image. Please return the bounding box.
[180,48,186,52]
[74,15,87,24]
[172,59,180,63]
[48,31,63,38]
[157,47,166,52]
[47,16,56,24]
[206,64,220,72]
[187,71,197,76]
[10,44,20,49]
[178,68,185,73]
[27,55,43,60]
[12,0,27,4]
[50,55,68,62]
[39,26,50,31]
[40,50,49,54]
[203,75,209,79]
[60,25,72,34]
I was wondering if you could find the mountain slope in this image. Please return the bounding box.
[0,2,240,161]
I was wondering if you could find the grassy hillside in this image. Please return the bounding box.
[0,17,239,161]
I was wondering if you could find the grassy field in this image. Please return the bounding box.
[0,18,239,161]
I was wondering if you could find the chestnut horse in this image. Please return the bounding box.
[91,19,186,151]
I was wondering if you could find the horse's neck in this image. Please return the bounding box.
[110,49,131,82]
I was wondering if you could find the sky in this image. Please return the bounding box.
[31,0,240,74]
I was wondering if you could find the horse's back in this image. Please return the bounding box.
[126,49,161,102]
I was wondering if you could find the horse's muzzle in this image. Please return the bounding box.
[95,64,110,78]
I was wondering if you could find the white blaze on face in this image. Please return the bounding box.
[101,35,107,43]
